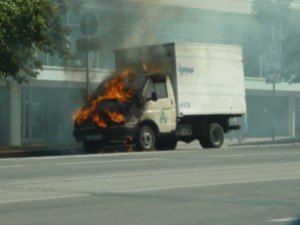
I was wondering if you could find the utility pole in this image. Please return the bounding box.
[263,21,282,142]
[272,79,276,141]
[79,11,99,103]
[85,19,90,102]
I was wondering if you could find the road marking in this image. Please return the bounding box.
[0,165,27,169]
[114,176,300,193]
[3,162,300,186]
[209,151,300,158]
[58,157,161,165]
[0,194,90,204]
[268,217,298,222]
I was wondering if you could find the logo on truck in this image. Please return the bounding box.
[178,63,194,76]
[160,110,167,124]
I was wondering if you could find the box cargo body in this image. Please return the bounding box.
[115,42,246,117]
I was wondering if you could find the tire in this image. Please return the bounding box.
[82,140,103,154]
[199,123,224,148]
[155,137,177,151]
[199,136,209,148]
[136,125,156,151]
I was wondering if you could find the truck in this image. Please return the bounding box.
[73,42,246,152]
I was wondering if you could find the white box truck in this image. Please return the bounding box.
[73,42,247,152]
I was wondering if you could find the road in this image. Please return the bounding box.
[0,145,300,225]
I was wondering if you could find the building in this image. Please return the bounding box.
[1,0,300,146]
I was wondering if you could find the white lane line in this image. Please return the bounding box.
[114,176,300,194]
[59,158,161,165]
[0,165,27,169]
[209,151,300,158]
[0,149,194,162]
[4,163,300,186]
[0,194,90,204]
[268,217,298,222]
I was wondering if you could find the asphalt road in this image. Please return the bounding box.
[0,145,300,225]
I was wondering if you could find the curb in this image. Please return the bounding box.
[228,138,300,147]
[1,138,299,158]
[0,144,81,158]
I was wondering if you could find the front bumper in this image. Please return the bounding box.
[73,124,138,142]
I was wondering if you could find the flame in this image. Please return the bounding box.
[106,110,126,123]
[142,62,148,72]
[142,62,160,73]
[73,69,134,128]
[93,114,107,128]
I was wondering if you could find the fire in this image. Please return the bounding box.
[93,114,107,128]
[142,62,160,73]
[106,110,126,123]
[73,69,134,128]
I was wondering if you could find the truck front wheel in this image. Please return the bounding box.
[136,125,156,151]
[199,123,224,148]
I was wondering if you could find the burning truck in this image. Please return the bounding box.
[73,42,246,153]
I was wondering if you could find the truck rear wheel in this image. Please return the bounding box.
[136,125,156,151]
[199,123,224,148]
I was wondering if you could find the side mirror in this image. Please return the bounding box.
[150,92,158,101]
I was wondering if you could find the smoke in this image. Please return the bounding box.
[116,0,246,48]
[83,0,300,140]
[119,0,176,48]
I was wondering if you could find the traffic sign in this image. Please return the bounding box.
[263,22,282,80]
[79,11,98,36]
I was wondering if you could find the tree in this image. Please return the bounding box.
[252,0,300,83]
[0,0,81,84]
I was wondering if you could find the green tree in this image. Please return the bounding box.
[252,0,300,83]
[0,0,81,84]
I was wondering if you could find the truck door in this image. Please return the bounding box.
[143,77,176,133]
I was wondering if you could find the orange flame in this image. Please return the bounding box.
[73,69,134,128]
[142,62,160,73]
[93,114,107,128]
[106,110,126,123]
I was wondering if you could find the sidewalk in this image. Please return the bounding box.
[0,137,299,158]
[226,136,300,147]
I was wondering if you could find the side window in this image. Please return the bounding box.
[144,80,155,100]
[144,79,168,100]
[154,82,168,99]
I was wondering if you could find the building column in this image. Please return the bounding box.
[287,96,296,137]
[10,85,22,146]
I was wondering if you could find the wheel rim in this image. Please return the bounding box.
[210,124,224,147]
[212,129,222,145]
[140,128,153,149]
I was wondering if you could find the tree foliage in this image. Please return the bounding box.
[252,0,300,83]
[0,0,81,84]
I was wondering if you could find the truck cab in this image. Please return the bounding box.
[73,72,177,152]
[135,73,177,150]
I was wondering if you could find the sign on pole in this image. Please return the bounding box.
[263,22,282,83]
[79,11,98,36]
